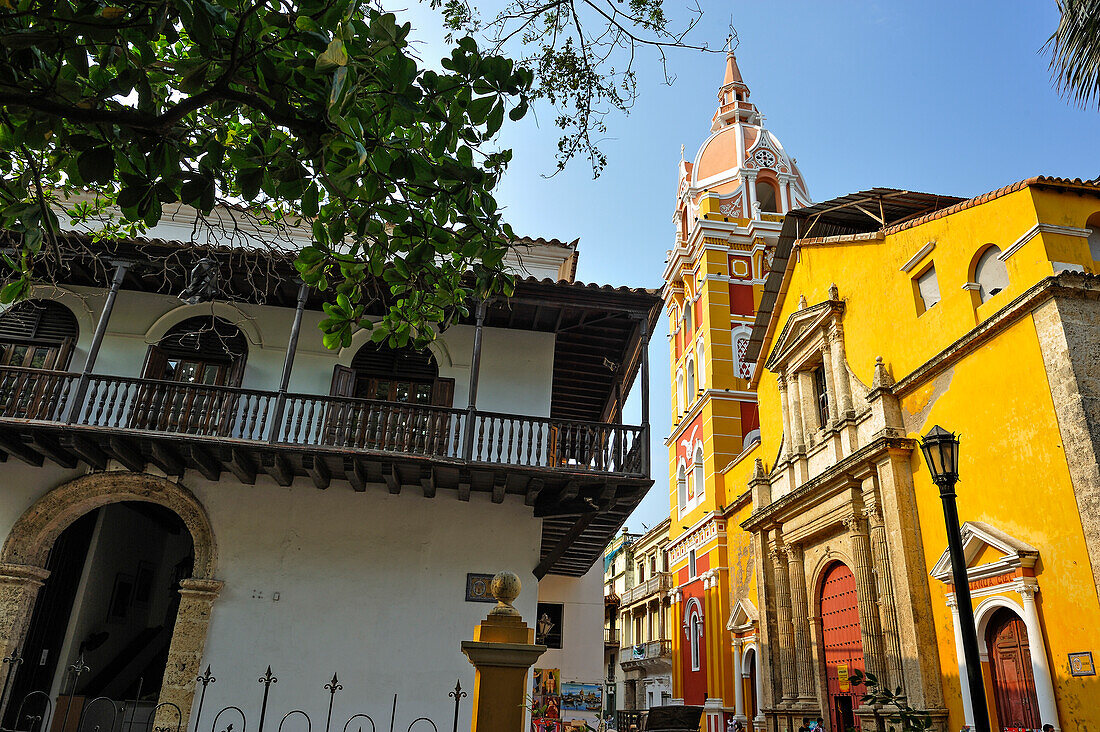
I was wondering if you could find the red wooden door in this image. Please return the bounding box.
[987,609,1040,731]
[819,562,864,732]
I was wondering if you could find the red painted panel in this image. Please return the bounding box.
[696,552,710,575]
[694,298,702,329]
[729,283,755,316]
[820,562,864,732]
[678,567,689,584]
[739,400,760,434]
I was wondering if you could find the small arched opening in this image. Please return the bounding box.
[677,462,688,512]
[971,245,1009,303]
[692,445,705,503]
[143,316,249,386]
[333,341,453,406]
[755,179,779,214]
[1087,212,1100,261]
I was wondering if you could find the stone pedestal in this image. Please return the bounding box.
[461,572,546,732]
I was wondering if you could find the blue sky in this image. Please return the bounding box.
[403,1,1100,530]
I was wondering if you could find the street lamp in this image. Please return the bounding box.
[921,425,990,732]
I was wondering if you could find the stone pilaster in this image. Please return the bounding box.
[785,544,815,703]
[829,323,853,417]
[157,577,223,732]
[864,503,904,693]
[0,563,50,678]
[786,373,806,452]
[771,547,797,703]
[844,514,886,685]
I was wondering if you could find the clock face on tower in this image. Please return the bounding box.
[753,149,776,168]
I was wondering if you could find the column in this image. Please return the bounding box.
[786,373,806,452]
[845,513,887,685]
[771,547,797,704]
[946,597,975,729]
[745,172,759,218]
[797,371,817,434]
[1018,586,1060,731]
[829,323,854,417]
[865,504,904,693]
[670,590,684,703]
[820,331,840,425]
[732,638,746,721]
[786,544,815,703]
[704,573,718,700]
[753,650,765,725]
[778,376,794,458]
[158,578,224,732]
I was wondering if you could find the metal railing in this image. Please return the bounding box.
[0,366,647,475]
[621,572,673,605]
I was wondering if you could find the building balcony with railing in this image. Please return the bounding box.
[0,231,661,577]
[619,639,672,671]
[620,571,673,606]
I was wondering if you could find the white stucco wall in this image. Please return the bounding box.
[20,287,556,419]
[535,565,605,726]
[0,467,549,732]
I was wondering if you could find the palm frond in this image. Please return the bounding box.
[1044,0,1100,109]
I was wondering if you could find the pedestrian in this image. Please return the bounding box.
[815,717,827,732]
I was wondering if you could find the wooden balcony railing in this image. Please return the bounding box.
[0,366,647,475]
[621,639,672,663]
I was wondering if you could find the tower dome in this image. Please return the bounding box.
[676,52,810,226]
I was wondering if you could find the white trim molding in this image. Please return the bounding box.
[998,223,1091,262]
[900,240,936,273]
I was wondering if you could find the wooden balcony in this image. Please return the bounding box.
[0,366,651,576]
[620,639,672,670]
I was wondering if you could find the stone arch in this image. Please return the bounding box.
[0,473,221,731]
[809,548,855,603]
[973,593,1027,660]
[1,472,217,576]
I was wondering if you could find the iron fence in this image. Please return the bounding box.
[0,655,466,732]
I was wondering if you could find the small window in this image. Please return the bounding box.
[693,446,705,503]
[696,337,706,390]
[683,303,693,335]
[973,246,1009,303]
[755,180,778,213]
[676,369,685,413]
[915,265,941,313]
[688,549,697,578]
[813,366,829,429]
[637,562,645,583]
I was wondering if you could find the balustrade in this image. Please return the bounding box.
[0,366,646,476]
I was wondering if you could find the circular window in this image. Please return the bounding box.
[753,149,776,168]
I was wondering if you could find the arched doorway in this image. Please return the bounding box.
[986,608,1041,730]
[0,474,221,732]
[743,646,758,720]
[819,562,864,732]
[3,503,194,731]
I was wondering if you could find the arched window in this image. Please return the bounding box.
[677,463,688,511]
[0,299,78,369]
[693,445,705,503]
[332,341,453,406]
[695,336,706,390]
[686,357,696,402]
[755,179,778,213]
[1087,213,1100,260]
[689,606,703,670]
[683,301,693,335]
[144,316,248,386]
[973,245,1009,303]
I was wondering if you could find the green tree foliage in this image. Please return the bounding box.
[435,0,724,175]
[1045,0,1100,111]
[0,0,532,347]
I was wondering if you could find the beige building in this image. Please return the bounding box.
[619,518,674,712]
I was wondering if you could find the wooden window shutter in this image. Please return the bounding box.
[330,365,356,396]
[141,345,169,380]
[432,378,455,407]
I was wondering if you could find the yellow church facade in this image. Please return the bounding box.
[733,176,1100,732]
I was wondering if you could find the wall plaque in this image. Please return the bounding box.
[1069,651,1095,676]
[465,573,496,603]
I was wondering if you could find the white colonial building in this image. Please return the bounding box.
[0,207,659,732]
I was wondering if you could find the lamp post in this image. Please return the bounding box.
[920,426,990,732]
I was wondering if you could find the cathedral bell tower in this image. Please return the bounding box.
[662,52,811,721]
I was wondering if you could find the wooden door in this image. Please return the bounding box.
[819,562,864,732]
[987,609,1041,731]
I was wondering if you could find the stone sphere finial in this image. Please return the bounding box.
[489,571,522,617]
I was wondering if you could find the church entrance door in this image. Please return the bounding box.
[819,562,864,732]
[987,608,1041,731]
